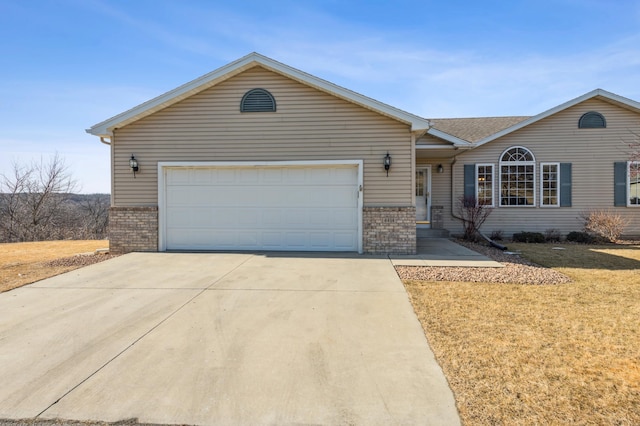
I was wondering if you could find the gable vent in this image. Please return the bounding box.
[240,88,276,112]
[579,111,606,128]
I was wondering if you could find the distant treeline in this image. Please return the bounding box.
[0,153,111,243]
[0,192,110,243]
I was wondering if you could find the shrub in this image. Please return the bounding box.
[579,209,628,243]
[566,231,596,244]
[544,228,562,242]
[456,196,493,241]
[512,231,546,243]
[490,230,504,241]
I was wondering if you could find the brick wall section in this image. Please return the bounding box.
[431,205,444,229]
[109,206,158,254]
[363,206,416,254]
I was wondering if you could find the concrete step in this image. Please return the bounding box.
[416,228,450,238]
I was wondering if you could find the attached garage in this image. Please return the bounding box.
[89,53,424,255]
[158,161,363,252]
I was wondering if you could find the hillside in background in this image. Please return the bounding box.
[0,193,110,243]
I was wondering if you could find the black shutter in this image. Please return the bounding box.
[614,162,627,207]
[560,163,572,207]
[464,164,476,201]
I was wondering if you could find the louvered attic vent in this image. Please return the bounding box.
[240,88,276,112]
[578,111,606,128]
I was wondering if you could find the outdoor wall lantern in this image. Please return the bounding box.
[129,155,139,177]
[384,152,391,177]
[437,164,444,174]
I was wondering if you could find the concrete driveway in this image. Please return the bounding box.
[0,252,459,425]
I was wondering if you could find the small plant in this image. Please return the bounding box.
[456,195,493,241]
[566,231,596,244]
[490,230,504,241]
[544,228,562,242]
[579,209,628,243]
[512,231,546,243]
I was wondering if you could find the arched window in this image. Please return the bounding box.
[499,146,536,206]
[240,88,276,112]
[578,111,606,128]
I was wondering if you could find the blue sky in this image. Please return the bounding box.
[1,0,639,193]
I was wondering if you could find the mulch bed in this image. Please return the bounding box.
[42,253,119,268]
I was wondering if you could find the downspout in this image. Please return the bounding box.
[98,134,115,207]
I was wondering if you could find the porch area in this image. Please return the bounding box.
[390,237,503,268]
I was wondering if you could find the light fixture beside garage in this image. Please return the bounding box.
[437,164,444,174]
[384,152,391,177]
[129,155,139,178]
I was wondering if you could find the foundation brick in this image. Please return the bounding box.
[363,206,416,255]
[109,206,158,254]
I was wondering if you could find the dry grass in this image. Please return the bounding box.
[404,242,640,425]
[0,240,109,292]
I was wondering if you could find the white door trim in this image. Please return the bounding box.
[158,160,364,253]
[416,166,432,226]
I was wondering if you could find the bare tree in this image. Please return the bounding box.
[624,129,640,162]
[456,195,493,241]
[0,162,33,241]
[0,153,78,242]
[78,194,110,239]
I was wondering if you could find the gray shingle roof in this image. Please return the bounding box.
[429,116,531,143]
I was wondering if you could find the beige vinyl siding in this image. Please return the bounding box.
[112,66,412,207]
[444,98,640,237]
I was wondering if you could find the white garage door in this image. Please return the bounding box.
[162,164,360,252]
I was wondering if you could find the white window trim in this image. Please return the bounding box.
[498,146,537,208]
[475,163,495,207]
[627,161,640,207]
[540,162,560,208]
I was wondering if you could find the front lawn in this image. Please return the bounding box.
[404,242,640,425]
[0,240,110,292]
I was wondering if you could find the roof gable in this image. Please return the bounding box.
[471,89,640,147]
[87,52,430,137]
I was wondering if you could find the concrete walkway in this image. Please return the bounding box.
[390,238,503,267]
[0,252,460,426]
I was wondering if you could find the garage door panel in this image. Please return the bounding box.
[237,231,260,247]
[167,168,190,185]
[334,232,357,249]
[237,169,260,184]
[331,209,358,227]
[165,165,359,251]
[333,167,358,183]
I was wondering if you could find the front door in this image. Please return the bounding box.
[415,167,431,225]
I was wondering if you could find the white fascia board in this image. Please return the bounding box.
[87,54,259,137]
[473,89,640,148]
[425,128,471,147]
[257,54,430,131]
[87,52,430,138]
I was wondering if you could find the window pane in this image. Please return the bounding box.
[541,163,558,206]
[477,165,493,205]
[501,161,535,206]
[415,171,424,196]
[629,162,640,205]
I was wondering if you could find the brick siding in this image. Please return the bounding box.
[363,206,416,254]
[109,206,158,254]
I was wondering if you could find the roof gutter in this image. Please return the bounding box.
[99,136,111,145]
